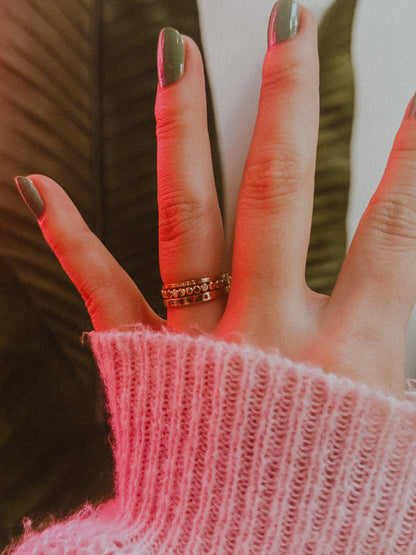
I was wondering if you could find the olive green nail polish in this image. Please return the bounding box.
[15,176,44,220]
[268,0,299,47]
[409,92,416,120]
[157,27,185,88]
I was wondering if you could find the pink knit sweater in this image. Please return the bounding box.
[7,325,416,554]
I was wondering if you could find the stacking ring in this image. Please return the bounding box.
[162,273,231,307]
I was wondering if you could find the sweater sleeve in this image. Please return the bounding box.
[9,325,416,554]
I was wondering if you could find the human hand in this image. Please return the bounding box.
[15,1,416,399]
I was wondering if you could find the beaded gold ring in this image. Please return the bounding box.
[161,273,231,308]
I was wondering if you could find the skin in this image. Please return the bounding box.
[25,5,416,399]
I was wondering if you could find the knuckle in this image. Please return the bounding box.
[262,48,307,97]
[83,280,108,313]
[366,191,416,246]
[393,126,416,160]
[155,96,191,142]
[241,147,303,212]
[44,218,90,263]
[158,190,208,245]
[156,114,187,144]
[388,150,416,185]
[156,115,187,145]
[83,276,114,308]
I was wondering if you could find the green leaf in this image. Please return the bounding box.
[307,0,358,294]
[0,2,113,546]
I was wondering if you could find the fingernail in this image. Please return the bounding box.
[268,0,299,48]
[15,176,44,220]
[408,92,416,120]
[157,27,185,88]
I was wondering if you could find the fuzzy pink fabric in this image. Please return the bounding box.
[7,325,416,553]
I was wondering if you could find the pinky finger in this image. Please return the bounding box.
[15,174,163,331]
[321,95,416,396]
[333,94,416,324]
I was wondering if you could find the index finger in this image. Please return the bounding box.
[15,174,161,331]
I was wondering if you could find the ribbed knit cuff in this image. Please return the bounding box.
[88,325,416,554]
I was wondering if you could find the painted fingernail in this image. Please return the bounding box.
[268,0,299,48]
[15,176,44,220]
[408,92,416,120]
[157,27,185,88]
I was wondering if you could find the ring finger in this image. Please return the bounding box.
[155,29,225,333]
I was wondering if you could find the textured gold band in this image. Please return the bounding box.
[162,273,231,308]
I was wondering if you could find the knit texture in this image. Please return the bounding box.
[7,325,416,554]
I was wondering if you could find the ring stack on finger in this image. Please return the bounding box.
[162,273,231,307]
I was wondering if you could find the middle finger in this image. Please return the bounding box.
[224,3,320,345]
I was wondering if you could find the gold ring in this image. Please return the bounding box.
[162,273,231,307]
